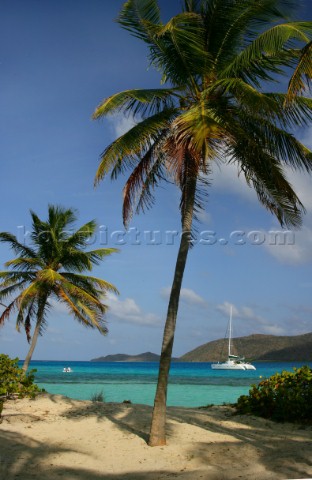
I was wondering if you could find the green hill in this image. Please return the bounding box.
[180,332,312,362]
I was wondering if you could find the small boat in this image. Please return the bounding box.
[62,367,73,373]
[211,306,256,370]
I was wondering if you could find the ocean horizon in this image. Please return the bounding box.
[26,360,312,407]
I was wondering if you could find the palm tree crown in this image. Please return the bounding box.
[94,0,312,229]
[0,205,118,371]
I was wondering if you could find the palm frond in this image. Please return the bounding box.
[47,205,77,230]
[84,248,120,266]
[117,0,161,42]
[232,108,312,172]
[265,93,312,127]
[55,273,106,308]
[4,257,43,271]
[65,220,97,249]
[56,286,108,334]
[222,22,312,80]
[94,108,177,183]
[62,272,119,295]
[0,298,20,326]
[204,78,283,116]
[18,282,42,309]
[0,232,37,259]
[0,271,36,285]
[93,88,179,119]
[287,40,312,102]
[154,12,212,82]
[226,135,305,228]
[0,281,31,301]
[122,136,170,224]
[206,0,295,69]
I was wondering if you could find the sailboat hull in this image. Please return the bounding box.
[211,360,251,370]
[211,360,256,370]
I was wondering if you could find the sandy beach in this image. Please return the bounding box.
[1,393,311,480]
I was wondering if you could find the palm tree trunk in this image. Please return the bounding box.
[148,176,196,447]
[22,318,41,372]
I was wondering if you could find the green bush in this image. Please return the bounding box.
[0,354,44,399]
[236,365,312,423]
[90,390,105,402]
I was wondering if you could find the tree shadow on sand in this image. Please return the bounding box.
[168,405,312,480]
[61,400,312,479]
[0,429,211,480]
[62,401,157,443]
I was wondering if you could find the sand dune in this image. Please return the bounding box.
[1,393,311,480]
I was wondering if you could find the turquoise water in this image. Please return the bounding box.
[27,360,312,407]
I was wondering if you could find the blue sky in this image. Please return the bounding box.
[1,0,312,361]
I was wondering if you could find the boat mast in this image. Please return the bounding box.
[228,306,232,358]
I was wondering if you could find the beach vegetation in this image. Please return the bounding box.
[236,366,312,423]
[0,353,43,399]
[93,0,312,445]
[0,205,119,372]
[90,390,105,402]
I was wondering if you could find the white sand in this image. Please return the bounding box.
[1,393,311,480]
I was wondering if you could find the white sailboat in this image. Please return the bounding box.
[211,306,256,370]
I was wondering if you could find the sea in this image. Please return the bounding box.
[26,360,312,407]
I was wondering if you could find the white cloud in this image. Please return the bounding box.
[217,301,263,325]
[49,298,69,315]
[108,113,137,138]
[287,168,312,211]
[262,324,286,335]
[161,287,207,307]
[196,210,212,226]
[264,223,312,265]
[211,161,258,203]
[216,301,240,318]
[106,293,161,327]
[216,301,286,335]
[263,168,312,265]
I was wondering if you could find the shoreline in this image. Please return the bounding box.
[1,393,311,479]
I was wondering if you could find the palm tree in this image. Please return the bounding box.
[93,0,312,446]
[0,205,118,372]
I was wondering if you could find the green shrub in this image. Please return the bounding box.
[90,390,105,402]
[236,365,312,423]
[0,354,44,399]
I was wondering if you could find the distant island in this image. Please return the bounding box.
[91,332,312,362]
[91,352,180,362]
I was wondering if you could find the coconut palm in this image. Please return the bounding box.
[0,205,118,372]
[93,0,312,446]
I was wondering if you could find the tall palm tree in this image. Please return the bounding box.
[0,205,118,372]
[93,0,312,446]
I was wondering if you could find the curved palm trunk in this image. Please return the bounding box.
[22,296,47,373]
[22,318,41,372]
[148,177,196,447]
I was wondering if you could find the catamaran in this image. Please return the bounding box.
[211,306,256,370]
